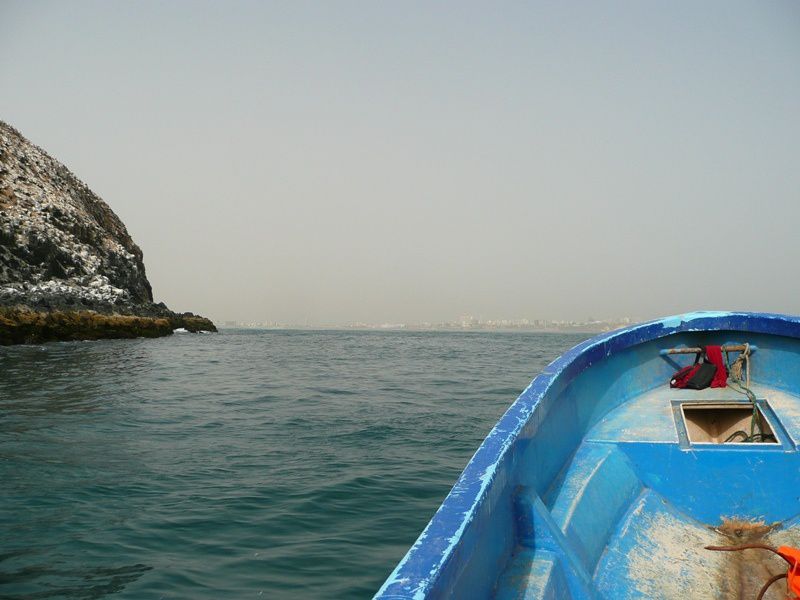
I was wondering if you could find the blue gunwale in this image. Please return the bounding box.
[374,311,800,600]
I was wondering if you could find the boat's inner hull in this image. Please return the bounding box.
[495,382,800,600]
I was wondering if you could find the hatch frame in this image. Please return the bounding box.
[671,398,792,451]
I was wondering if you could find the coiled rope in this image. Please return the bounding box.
[729,342,751,386]
[722,344,775,443]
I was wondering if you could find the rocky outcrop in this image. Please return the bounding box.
[0,308,215,345]
[0,120,215,344]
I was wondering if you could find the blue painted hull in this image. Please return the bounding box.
[374,312,800,599]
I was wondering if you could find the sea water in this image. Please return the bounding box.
[0,329,587,599]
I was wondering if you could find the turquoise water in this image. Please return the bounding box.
[0,329,588,599]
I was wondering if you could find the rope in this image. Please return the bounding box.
[729,342,751,384]
[756,573,787,600]
[723,430,777,443]
[724,343,762,442]
[705,544,789,561]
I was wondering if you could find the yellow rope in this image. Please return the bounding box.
[729,342,750,384]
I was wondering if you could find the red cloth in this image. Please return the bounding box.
[705,345,728,388]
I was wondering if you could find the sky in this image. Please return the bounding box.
[1,1,799,325]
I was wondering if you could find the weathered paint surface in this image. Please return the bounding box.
[373,312,800,599]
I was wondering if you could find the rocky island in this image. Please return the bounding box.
[0,121,216,345]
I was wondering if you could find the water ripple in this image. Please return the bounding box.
[0,330,586,598]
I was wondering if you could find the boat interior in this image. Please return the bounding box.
[374,318,800,600]
[455,329,800,600]
[394,331,800,600]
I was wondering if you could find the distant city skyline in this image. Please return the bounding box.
[2,1,799,324]
[220,314,634,332]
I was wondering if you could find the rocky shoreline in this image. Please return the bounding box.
[0,120,216,345]
[0,307,215,345]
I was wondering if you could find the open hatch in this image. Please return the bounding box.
[680,402,778,444]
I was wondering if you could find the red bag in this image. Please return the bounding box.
[670,347,722,390]
[670,364,701,388]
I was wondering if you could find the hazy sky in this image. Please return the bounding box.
[2,1,799,324]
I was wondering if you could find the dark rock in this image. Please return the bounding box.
[0,120,216,343]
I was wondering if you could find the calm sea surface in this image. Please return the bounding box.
[0,329,588,599]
